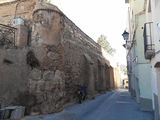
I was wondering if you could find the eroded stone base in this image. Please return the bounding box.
[140,97,152,111]
[154,94,160,120]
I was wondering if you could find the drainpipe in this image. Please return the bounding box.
[14,0,24,19]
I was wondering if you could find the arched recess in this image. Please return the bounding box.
[109,66,114,90]
[82,54,95,95]
[97,59,106,92]
[105,63,110,90]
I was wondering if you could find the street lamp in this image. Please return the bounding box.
[122,30,129,41]
[122,30,131,49]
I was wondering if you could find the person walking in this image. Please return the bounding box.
[77,86,83,104]
[81,86,87,100]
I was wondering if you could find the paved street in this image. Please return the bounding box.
[23,89,154,120]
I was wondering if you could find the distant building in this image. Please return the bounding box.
[122,78,128,89]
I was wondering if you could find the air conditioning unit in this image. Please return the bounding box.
[13,18,24,26]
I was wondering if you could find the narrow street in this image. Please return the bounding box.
[23,89,154,120]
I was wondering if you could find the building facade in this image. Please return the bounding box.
[0,0,117,115]
[145,0,160,119]
[125,0,152,111]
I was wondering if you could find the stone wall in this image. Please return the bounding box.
[62,16,110,100]
[0,0,114,115]
[0,48,29,110]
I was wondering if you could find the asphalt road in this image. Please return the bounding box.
[23,89,154,120]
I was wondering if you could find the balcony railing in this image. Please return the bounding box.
[0,24,16,48]
[143,22,155,59]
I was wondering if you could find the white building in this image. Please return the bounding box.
[145,0,160,120]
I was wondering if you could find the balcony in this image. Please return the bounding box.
[143,22,155,59]
[0,24,16,48]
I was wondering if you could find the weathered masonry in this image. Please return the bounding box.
[0,0,115,115]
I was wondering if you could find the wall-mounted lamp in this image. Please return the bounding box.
[122,30,132,49]
[122,30,129,41]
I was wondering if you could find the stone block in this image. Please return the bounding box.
[29,80,37,92]
[36,81,45,93]
[30,68,41,80]
[45,81,55,91]
[34,45,47,63]
[59,92,65,97]
[0,106,25,120]
[47,52,60,60]
[10,106,25,119]
[54,70,63,84]
[35,94,44,104]
[43,71,55,81]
